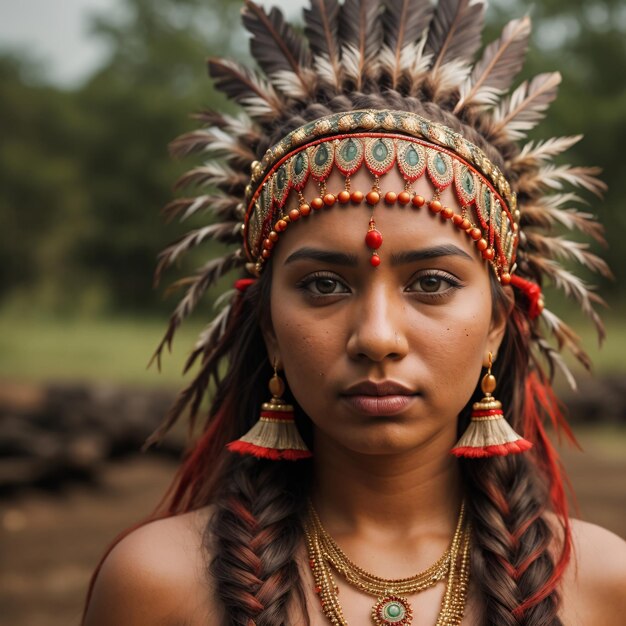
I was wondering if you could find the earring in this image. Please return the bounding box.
[451,353,532,458]
[227,359,312,461]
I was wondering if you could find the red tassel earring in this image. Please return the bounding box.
[451,353,532,458]
[227,359,312,461]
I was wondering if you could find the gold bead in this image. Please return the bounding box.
[482,373,497,395]
[269,374,284,398]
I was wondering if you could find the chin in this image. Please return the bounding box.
[333,420,433,456]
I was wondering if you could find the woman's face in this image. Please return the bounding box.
[264,167,508,455]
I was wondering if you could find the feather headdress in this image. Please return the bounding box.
[149,0,607,441]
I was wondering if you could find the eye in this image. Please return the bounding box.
[297,272,350,298]
[407,271,462,297]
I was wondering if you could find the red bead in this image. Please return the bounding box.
[351,190,364,203]
[289,208,301,221]
[500,272,512,285]
[469,227,482,241]
[323,193,336,206]
[262,249,271,259]
[370,254,381,267]
[477,238,488,251]
[482,248,495,260]
[275,219,287,232]
[263,238,273,249]
[385,191,397,204]
[299,203,311,216]
[338,190,351,204]
[452,214,464,226]
[429,199,442,213]
[311,197,324,210]
[398,191,411,205]
[460,218,471,230]
[366,190,380,205]
[268,230,279,242]
[412,194,425,207]
[441,207,454,219]
[365,228,383,249]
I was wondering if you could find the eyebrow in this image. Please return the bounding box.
[284,247,359,266]
[390,244,473,265]
[283,244,473,266]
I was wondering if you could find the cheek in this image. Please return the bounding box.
[416,303,491,408]
[270,308,341,405]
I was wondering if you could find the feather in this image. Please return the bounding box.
[208,58,283,122]
[191,111,262,149]
[154,223,242,284]
[534,165,606,197]
[528,256,606,341]
[242,0,314,99]
[406,41,433,95]
[454,16,531,113]
[149,251,242,370]
[490,71,561,141]
[539,309,593,372]
[270,69,316,101]
[305,0,342,89]
[426,0,485,73]
[380,0,433,88]
[516,135,583,163]
[430,59,472,100]
[534,334,579,389]
[525,193,606,244]
[339,0,383,90]
[169,128,257,166]
[162,195,243,224]
[174,163,248,194]
[525,234,613,279]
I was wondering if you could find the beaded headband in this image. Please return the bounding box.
[244,110,519,281]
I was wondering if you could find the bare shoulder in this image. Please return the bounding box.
[83,506,220,626]
[558,517,626,625]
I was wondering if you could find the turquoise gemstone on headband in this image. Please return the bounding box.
[373,140,388,162]
[406,146,419,166]
[484,188,492,215]
[342,139,358,162]
[294,153,305,175]
[434,153,447,175]
[276,166,287,190]
[462,170,474,194]
[315,144,329,167]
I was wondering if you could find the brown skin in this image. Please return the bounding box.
[84,169,626,625]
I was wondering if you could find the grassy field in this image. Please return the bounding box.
[0,307,624,389]
[0,313,207,389]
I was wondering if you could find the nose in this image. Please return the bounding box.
[346,283,410,362]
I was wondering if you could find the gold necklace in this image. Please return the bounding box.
[303,502,471,626]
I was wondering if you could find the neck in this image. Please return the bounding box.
[311,429,463,540]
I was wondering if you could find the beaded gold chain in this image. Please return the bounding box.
[303,502,471,626]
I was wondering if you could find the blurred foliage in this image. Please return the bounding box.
[0,0,624,322]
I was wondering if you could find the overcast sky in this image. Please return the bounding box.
[0,0,308,87]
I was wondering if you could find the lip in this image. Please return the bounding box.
[340,380,418,416]
[341,380,416,396]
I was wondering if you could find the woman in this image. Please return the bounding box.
[82,1,626,624]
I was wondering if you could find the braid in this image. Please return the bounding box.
[465,455,562,625]
[456,280,566,625]
[210,456,311,625]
